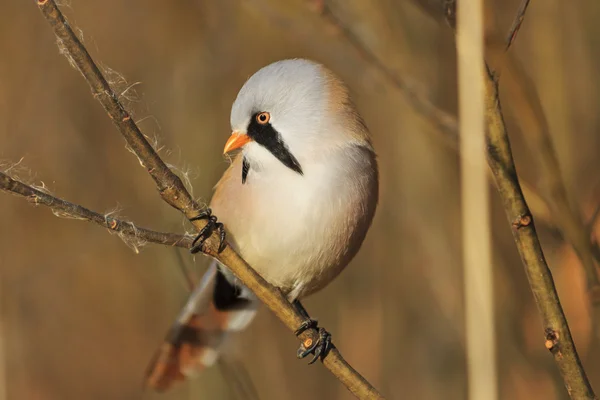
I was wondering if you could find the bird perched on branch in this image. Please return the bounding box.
[146,58,379,391]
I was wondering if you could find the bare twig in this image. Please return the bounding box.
[488,2,600,339]
[0,171,192,249]
[305,1,555,234]
[505,0,531,51]
[35,1,383,398]
[442,2,597,396]
[505,51,600,333]
[310,1,459,147]
[484,65,595,399]
[172,248,196,290]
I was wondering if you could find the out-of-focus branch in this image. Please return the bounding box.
[444,3,596,398]
[503,52,600,330]
[309,1,459,148]
[486,2,600,338]
[505,0,531,51]
[0,171,192,249]
[483,65,595,399]
[305,1,555,233]
[35,1,383,398]
[457,1,496,398]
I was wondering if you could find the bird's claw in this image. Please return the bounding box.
[189,208,227,254]
[294,318,318,336]
[296,323,332,365]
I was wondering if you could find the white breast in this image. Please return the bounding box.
[210,144,377,301]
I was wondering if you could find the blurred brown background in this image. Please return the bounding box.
[1,0,599,399]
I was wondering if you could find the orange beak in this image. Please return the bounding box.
[223,132,252,154]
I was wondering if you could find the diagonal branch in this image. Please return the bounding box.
[485,0,600,339]
[505,0,531,51]
[309,4,597,395]
[484,66,595,399]
[0,171,193,249]
[445,3,596,398]
[34,1,383,398]
[500,43,600,336]
[308,1,459,147]
[306,1,554,234]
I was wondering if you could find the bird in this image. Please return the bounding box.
[145,58,379,391]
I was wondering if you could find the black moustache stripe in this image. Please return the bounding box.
[246,113,303,176]
[242,156,250,184]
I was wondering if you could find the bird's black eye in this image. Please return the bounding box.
[256,112,270,125]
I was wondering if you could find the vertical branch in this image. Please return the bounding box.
[498,43,600,340]
[505,0,532,51]
[443,1,597,397]
[483,71,596,399]
[486,0,600,339]
[457,1,497,399]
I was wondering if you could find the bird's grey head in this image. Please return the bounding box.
[224,58,369,182]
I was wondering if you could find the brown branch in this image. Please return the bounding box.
[35,1,383,398]
[486,1,600,339]
[305,1,557,235]
[589,202,600,236]
[445,3,596,398]
[0,171,192,249]
[309,1,459,148]
[484,65,596,399]
[501,48,600,335]
[505,0,531,51]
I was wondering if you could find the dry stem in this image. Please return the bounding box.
[448,2,597,397]
[505,0,531,51]
[34,1,383,398]
[504,48,600,338]
[483,64,595,399]
[0,171,192,249]
[457,1,497,398]
[307,1,553,235]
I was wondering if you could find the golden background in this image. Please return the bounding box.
[0,0,599,399]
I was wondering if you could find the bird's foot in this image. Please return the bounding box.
[189,208,226,254]
[296,323,332,365]
[292,300,332,363]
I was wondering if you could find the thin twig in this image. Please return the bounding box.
[505,49,600,333]
[492,2,600,339]
[505,0,531,51]
[0,171,192,249]
[35,1,383,398]
[305,1,553,234]
[443,3,597,395]
[172,248,196,291]
[311,1,459,147]
[483,64,595,399]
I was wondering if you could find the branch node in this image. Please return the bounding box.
[511,214,532,230]
[107,217,118,230]
[544,328,560,353]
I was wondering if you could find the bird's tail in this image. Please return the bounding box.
[145,261,258,391]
